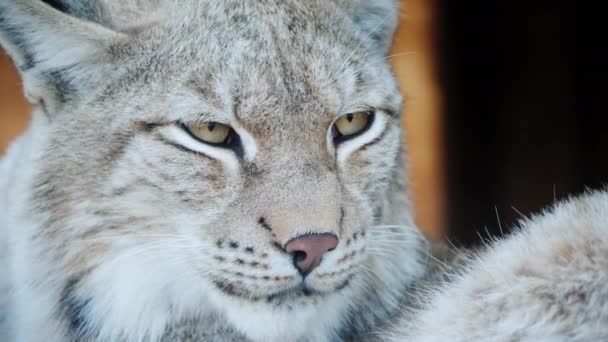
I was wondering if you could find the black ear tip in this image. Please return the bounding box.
[39,0,99,22]
[41,0,69,13]
[0,8,36,70]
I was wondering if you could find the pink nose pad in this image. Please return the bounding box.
[285,233,339,276]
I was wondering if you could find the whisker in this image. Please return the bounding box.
[81,233,199,243]
[357,51,418,70]
[494,206,504,237]
[511,205,526,219]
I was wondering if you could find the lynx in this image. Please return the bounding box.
[1,1,607,342]
[0,0,424,341]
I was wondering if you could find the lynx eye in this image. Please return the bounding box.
[332,111,374,143]
[181,122,237,146]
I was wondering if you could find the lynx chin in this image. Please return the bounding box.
[1,0,607,342]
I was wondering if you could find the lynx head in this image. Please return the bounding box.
[0,0,426,340]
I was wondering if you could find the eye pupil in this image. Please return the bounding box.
[346,114,354,122]
[208,122,216,131]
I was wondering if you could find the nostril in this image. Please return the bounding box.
[293,250,307,263]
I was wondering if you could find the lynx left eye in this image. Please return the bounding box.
[332,111,374,144]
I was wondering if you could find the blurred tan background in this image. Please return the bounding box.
[392,0,443,239]
[0,0,445,238]
[0,54,30,156]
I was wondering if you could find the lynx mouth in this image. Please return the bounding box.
[211,276,353,305]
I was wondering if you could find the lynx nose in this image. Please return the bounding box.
[285,233,339,276]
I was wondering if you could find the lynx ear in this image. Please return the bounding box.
[0,0,123,115]
[350,0,400,54]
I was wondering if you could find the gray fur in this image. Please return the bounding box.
[160,315,249,342]
[384,190,608,341]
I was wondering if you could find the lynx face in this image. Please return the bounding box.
[0,0,425,341]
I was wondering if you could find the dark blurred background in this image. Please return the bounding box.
[436,1,607,245]
[0,1,603,245]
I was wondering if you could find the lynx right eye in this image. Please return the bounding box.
[181,122,239,147]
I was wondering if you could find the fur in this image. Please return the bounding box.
[0,0,426,341]
[384,191,608,341]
